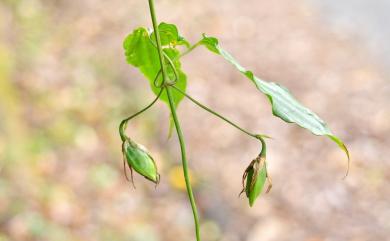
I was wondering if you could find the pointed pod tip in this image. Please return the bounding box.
[248,194,256,207]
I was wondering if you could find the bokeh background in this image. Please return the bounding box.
[1,0,389,240]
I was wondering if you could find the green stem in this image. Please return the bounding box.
[148,0,169,84]
[171,85,258,139]
[178,41,201,59]
[119,88,163,142]
[166,87,201,241]
[258,135,266,156]
[147,0,201,240]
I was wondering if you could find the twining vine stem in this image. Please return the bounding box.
[119,2,350,239]
[119,88,163,142]
[146,1,268,240]
[147,0,201,240]
[171,85,259,139]
[165,88,201,240]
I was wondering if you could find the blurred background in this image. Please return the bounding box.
[0,0,389,240]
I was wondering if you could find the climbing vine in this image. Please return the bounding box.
[119,1,349,240]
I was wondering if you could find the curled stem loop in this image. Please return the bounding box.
[149,37,180,88]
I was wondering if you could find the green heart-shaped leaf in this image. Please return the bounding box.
[123,26,187,108]
[150,22,190,48]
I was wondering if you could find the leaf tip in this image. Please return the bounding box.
[341,143,350,180]
[327,135,350,179]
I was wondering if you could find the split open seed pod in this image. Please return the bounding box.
[122,138,160,184]
[241,152,272,207]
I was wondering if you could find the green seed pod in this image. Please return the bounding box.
[242,155,266,206]
[122,138,160,184]
[241,152,272,207]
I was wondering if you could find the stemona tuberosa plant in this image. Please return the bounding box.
[119,0,350,240]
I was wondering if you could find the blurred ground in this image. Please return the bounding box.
[0,0,389,241]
